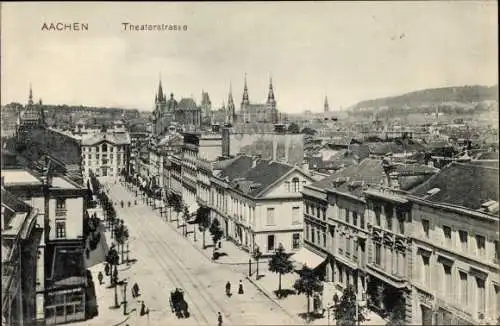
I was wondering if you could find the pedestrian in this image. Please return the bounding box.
[225,281,231,296]
[238,280,244,294]
[85,247,90,259]
[97,271,103,285]
[140,301,147,316]
[217,312,223,326]
[104,263,110,276]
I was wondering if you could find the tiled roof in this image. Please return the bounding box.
[409,162,499,212]
[216,155,295,197]
[217,156,254,180]
[1,187,31,213]
[81,132,130,146]
[240,160,294,197]
[177,98,198,111]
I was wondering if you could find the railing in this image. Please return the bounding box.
[55,209,67,217]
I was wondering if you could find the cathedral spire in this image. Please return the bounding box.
[227,82,236,124]
[241,73,250,107]
[324,96,330,113]
[28,83,34,105]
[156,75,165,103]
[267,76,275,105]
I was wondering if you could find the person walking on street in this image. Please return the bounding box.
[238,280,244,294]
[104,263,110,276]
[217,312,223,326]
[225,281,231,296]
[97,271,103,285]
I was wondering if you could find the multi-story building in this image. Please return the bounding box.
[2,165,88,325]
[1,186,42,326]
[407,162,499,325]
[80,130,130,180]
[301,157,439,320]
[210,155,313,255]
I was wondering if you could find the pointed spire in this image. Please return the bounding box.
[28,83,34,105]
[267,76,275,105]
[324,96,330,113]
[241,73,249,107]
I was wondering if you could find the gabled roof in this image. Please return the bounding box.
[241,160,295,197]
[409,162,499,213]
[1,187,31,213]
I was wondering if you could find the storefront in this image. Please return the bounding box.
[44,287,85,325]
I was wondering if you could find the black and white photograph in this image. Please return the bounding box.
[1,1,498,326]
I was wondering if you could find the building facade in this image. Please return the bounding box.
[80,131,131,180]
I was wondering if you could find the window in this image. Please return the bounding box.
[387,214,393,231]
[443,226,452,245]
[322,208,326,221]
[292,233,300,249]
[375,243,382,265]
[345,209,349,223]
[285,182,290,192]
[55,199,67,217]
[459,230,468,251]
[476,277,485,313]
[292,207,300,225]
[352,212,358,227]
[55,221,66,238]
[306,225,310,240]
[266,208,275,225]
[96,154,100,160]
[360,214,365,229]
[292,177,300,192]
[475,235,485,256]
[374,206,381,226]
[495,241,500,263]
[353,240,358,259]
[422,254,430,287]
[306,204,309,215]
[317,230,320,246]
[267,235,275,252]
[102,143,107,152]
[322,232,326,247]
[397,211,405,234]
[443,264,452,297]
[311,227,315,243]
[459,271,468,305]
[422,219,430,238]
[346,237,351,257]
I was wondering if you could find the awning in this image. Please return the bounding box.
[292,247,326,270]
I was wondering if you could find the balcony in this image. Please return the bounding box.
[55,209,67,217]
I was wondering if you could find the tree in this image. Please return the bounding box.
[268,244,294,298]
[387,299,406,326]
[253,246,262,279]
[293,265,324,321]
[196,207,211,249]
[334,284,365,326]
[182,206,189,237]
[172,195,183,227]
[301,127,317,135]
[105,245,119,285]
[114,221,129,264]
[208,218,224,257]
[288,122,300,134]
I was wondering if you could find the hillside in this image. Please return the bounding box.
[351,85,498,111]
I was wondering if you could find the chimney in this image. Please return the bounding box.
[272,134,278,161]
[302,161,309,173]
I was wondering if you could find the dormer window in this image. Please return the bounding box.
[292,177,300,192]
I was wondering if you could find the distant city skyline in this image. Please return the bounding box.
[1,2,498,113]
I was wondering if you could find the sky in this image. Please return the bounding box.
[1,1,498,113]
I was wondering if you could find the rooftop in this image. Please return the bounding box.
[1,169,43,187]
[81,132,131,146]
[410,162,499,214]
[52,176,79,189]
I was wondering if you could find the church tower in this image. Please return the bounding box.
[153,78,167,137]
[324,96,330,113]
[241,74,250,110]
[227,83,236,124]
[266,77,278,123]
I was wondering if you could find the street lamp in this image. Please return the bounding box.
[122,280,128,315]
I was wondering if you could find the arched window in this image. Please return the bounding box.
[102,143,107,152]
[292,177,300,192]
